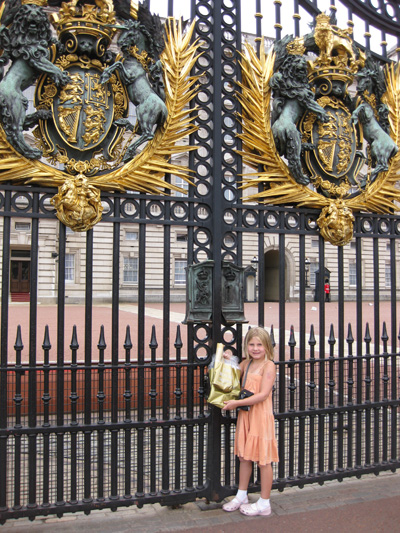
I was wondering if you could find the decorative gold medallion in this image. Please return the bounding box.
[51,171,103,232]
[239,14,400,246]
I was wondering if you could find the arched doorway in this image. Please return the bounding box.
[264,250,289,301]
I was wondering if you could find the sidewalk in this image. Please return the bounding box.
[2,470,399,532]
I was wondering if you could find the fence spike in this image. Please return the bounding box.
[14,325,23,351]
[288,325,296,346]
[124,325,132,350]
[309,324,316,346]
[174,325,183,349]
[346,323,354,344]
[70,325,79,351]
[97,325,106,350]
[150,324,158,349]
[364,322,371,343]
[328,324,336,345]
[42,325,51,351]
[381,322,388,342]
[270,325,276,347]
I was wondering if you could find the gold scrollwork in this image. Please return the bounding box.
[128,45,153,72]
[109,74,128,119]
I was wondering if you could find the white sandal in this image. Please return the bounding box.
[222,496,249,512]
[240,501,271,516]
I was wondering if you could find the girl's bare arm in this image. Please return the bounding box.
[222,360,276,411]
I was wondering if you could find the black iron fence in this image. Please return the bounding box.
[1,0,400,524]
[1,194,399,521]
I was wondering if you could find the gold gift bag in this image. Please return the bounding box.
[207,344,241,408]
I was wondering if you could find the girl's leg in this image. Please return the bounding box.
[222,457,252,511]
[259,463,273,499]
[239,463,273,516]
[238,458,253,491]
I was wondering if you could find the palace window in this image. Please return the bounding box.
[349,262,357,286]
[65,254,75,282]
[176,233,188,242]
[174,259,186,285]
[385,263,392,288]
[126,231,138,241]
[123,257,138,283]
[174,176,189,197]
[15,222,31,231]
[309,262,318,286]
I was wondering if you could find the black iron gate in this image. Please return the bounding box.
[1,0,400,523]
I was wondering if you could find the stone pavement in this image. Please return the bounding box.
[1,470,399,533]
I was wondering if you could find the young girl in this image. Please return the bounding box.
[222,326,278,516]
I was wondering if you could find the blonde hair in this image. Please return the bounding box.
[243,327,274,362]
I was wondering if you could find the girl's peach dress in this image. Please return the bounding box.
[234,360,279,465]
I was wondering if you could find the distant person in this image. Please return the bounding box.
[221,327,278,517]
[324,279,330,302]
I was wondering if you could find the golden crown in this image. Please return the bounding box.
[51,2,117,44]
[308,14,359,86]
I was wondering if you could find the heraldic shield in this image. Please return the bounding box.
[300,96,365,185]
[36,60,127,166]
[0,0,201,231]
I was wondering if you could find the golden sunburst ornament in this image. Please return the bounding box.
[238,18,400,247]
[0,8,200,231]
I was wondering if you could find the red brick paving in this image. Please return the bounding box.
[6,300,399,364]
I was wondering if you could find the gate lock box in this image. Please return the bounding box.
[183,260,214,323]
[183,260,248,324]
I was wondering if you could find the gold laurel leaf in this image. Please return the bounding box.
[237,42,323,206]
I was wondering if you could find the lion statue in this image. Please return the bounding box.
[270,50,328,185]
[0,3,70,159]
[313,13,356,64]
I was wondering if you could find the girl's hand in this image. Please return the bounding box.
[222,400,237,410]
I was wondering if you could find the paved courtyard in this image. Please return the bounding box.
[5,300,400,363]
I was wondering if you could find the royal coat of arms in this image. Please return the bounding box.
[239,13,400,246]
[0,0,200,230]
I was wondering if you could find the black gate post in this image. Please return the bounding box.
[198,0,246,501]
[203,0,245,502]
[206,0,225,501]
